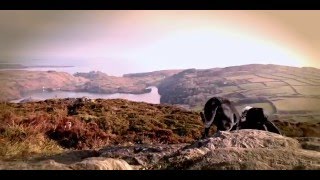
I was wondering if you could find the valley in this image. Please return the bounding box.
[1,64,320,124]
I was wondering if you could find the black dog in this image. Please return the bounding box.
[200,97,241,138]
[239,106,281,135]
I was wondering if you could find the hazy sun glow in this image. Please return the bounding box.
[124,27,304,71]
[0,10,317,75]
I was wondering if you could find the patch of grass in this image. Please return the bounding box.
[218,86,239,92]
[0,135,63,160]
[293,86,320,96]
[273,98,320,112]
[238,83,266,90]
[272,119,320,137]
[242,86,295,97]
[264,81,287,87]
[282,79,308,86]
[226,74,275,83]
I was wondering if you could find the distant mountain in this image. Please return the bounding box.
[0,63,27,69]
[27,65,74,68]
[123,69,183,78]
[0,63,74,69]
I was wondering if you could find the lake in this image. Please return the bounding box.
[11,86,161,104]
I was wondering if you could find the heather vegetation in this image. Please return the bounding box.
[0,98,319,160]
[0,99,203,160]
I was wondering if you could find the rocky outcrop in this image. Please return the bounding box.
[2,130,319,170]
[0,157,133,170]
[70,157,133,170]
[155,130,320,170]
[0,160,71,170]
[99,143,187,167]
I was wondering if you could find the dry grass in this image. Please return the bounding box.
[272,119,320,137]
[0,136,63,160]
[0,120,63,160]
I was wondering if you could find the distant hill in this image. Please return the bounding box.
[71,69,183,94]
[0,70,88,101]
[0,63,74,69]
[123,69,183,78]
[157,64,320,123]
[0,63,27,69]
[0,69,183,101]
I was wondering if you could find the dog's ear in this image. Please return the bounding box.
[200,112,205,123]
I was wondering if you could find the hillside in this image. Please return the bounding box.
[0,70,88,101]
[0,98,319,161]
[0,69,183,101]
[71,70,183,94]
[1,64,320,125]
[123,69,183,79]
[157,64,320,123]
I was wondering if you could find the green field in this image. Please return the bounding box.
[218,85,240,92]
[242,86,295,97]
[293,86,320,96]
[264,81,287,87]
[255,73,287,80]
[226,74,275,83]
[293,78,319,85]
[282,79,308,86]
[272,97,320,112]
[238,83,266,90]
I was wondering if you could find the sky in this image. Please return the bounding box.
[0,10,319,76]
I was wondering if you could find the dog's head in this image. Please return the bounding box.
[201,97,239,132]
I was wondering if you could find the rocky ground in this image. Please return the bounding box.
[1,130,319,170]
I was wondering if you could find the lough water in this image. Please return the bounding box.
[11,86,161,104]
